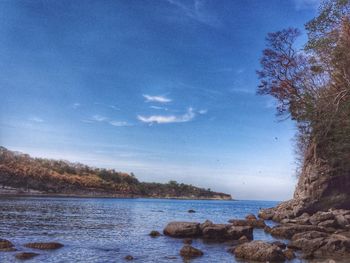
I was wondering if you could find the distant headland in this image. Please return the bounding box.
[0,146,232,200]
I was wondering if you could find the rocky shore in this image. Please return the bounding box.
[161,209,350,262]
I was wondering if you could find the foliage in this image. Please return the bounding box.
[257,0,350,176]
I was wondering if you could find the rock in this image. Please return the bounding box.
[229,218,266,228]
[283,249,296,260]
[125,255,134,260]
[318,219,338,228]
[0,239,14,249]
[15,252,39,260]
[335,214,349,228]
[199,220,213,231]
[291,231,350,259]
[238,236,249,244]
[183,238,192,244]
[310,212,335,225]
[258,207,275,220]
[226,226,253,240]
[264,225,272,233]
[149,230,161,237]
[202,224,228,240]
[269,224,325,239]
[24,242,64,250]
[0,247,17,252]
[180,245,203,258]
[245,214,257,220]
[234,240,286,262]
[163,222,201,238]
[271,241,286,249]
[188,209,195,213]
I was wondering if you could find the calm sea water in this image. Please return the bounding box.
[0,197,292,263]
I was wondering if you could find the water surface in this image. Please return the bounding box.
[0,197,288,262]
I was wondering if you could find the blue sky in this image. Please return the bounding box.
[0,0,319,200]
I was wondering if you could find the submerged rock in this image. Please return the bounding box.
[183,238,193,244]
[0,239,14,249]
[24,242,64,250]
[15,252,39,260]
[188,209,196,213]
[124,255,134,260]
[234,241,285,262]
[180,245,203,258]
[149,230,161,237]
[163,222,201,238]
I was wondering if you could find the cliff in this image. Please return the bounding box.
[0,147,232,200]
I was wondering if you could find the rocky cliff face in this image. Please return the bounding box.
[260,154,350,221]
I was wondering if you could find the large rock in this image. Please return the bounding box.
[201,224,228,240]
[226,226,253,240]
[234,241,286,262]
[163,222,201,238]
[24,242,63,250]
[228,218,266,228]
[290,230,350,259]
[179,245,203,258]
[269,224,326,239]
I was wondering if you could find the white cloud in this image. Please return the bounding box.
[150,105,168,111]
[84,115,130,127]
[198,109,208,114]
[29,117,44,123]
[138,107,195,124]
[143,94,172,103]
[91,115,108,122]
[109,121,130,127]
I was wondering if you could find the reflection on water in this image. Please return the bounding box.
[0,197,288,262]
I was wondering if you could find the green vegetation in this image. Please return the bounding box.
[257,0,350,178]
[0,146,231,199]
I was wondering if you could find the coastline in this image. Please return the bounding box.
[0,187,233,201]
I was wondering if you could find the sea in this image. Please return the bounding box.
[0,197,304,262]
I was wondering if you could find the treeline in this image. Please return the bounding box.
[0,147,231,199]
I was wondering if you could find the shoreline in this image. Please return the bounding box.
[0,190,233,201]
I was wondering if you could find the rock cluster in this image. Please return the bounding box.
[163,220,253,241]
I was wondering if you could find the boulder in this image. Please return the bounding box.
[234,241,286,262]
[269,224,325,239]
[179,245,203,258]
[149,230,161,237]
[183,238,192,245]
[0,239,14,249]
[271,241,286,249]
[310,212,335,225]
[318,219,338,228]
[15,252,40,260]
[163,222,201,238]
[24,242,64,250]
[245,214,257,220]
[199,220,213,232]
[125,255,134,260]
[226,226,253,240]
[335,214,349,228]
[283,249,296,260]
[290,231,350,259]
[258,207,275,220]
[238,236,250,244]
[229,218,266,228]
[202,224,228,240]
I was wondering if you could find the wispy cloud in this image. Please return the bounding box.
[138,107,195,124]
[166,0,221,27]
[293,0,319,10]
[109,120,130,127]
[143,94,172,103]
[72,102,81,109]
[29,116,44,123]
[198,109,208,114]
[83,115,130,127]
[150,105,168,111]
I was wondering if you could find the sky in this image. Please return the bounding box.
[0,0,320,201]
